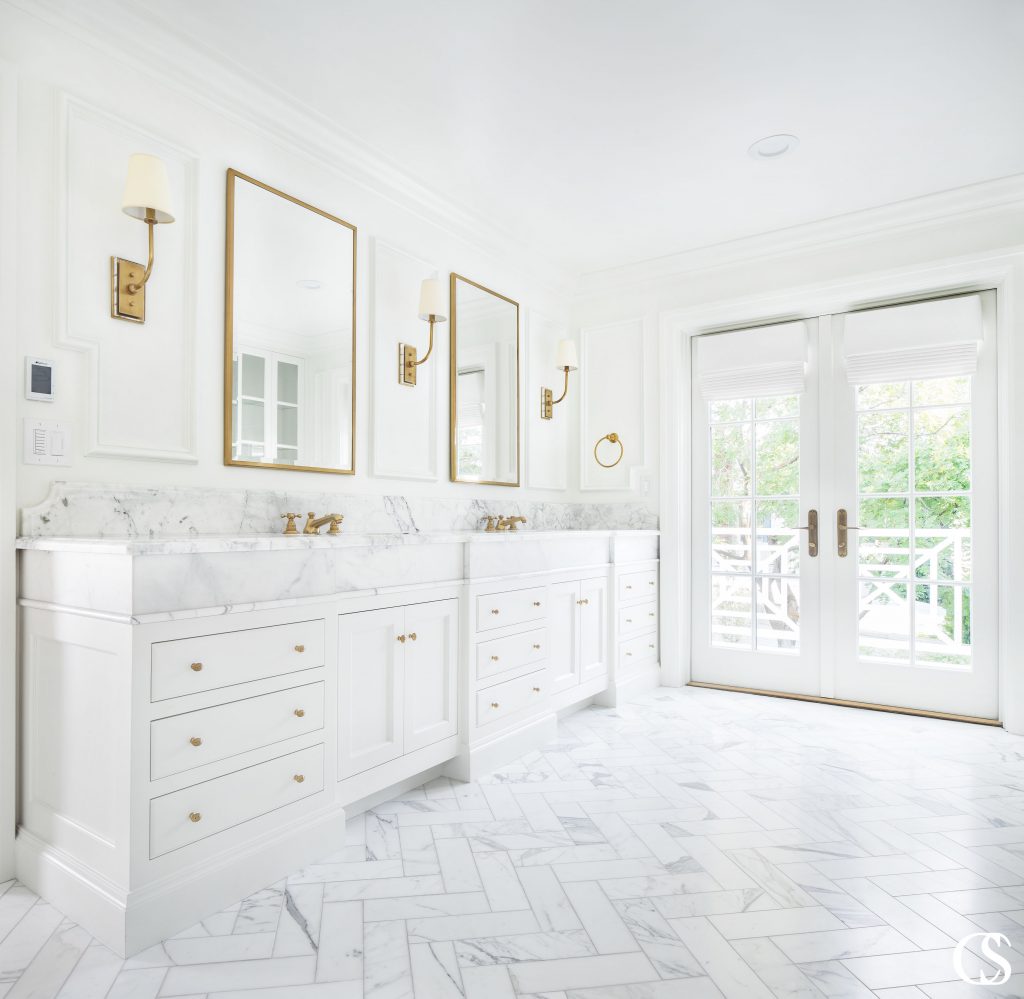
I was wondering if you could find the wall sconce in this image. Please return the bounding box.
[399,277,447,386]
[110,153,175,323]
[541,339,578,420]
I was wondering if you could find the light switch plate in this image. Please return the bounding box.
[23,418,71,466]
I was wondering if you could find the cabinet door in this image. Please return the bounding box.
[548,580,580,694]
[404,599,459,753]
[338,607,405,779]
[579,576,609,682]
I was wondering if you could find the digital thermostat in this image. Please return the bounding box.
[25,357,55,402]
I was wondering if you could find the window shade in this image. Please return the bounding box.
[842,295,983,385]
[696,321,808,400]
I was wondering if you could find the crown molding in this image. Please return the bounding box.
[576,173,1024,299]
[3,0,575,300]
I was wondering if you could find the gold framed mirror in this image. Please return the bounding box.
[449,273,520,486]
[224,169,357,474]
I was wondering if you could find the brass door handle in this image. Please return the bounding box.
[294,708,305,718]
[796,509,819,558]
[190,662,203,672]
[188,812,201,823]
[836,508,860,558]
[189,736,202,747]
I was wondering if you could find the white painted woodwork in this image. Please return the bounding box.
[618,568,658,602]
[619,601,658,637]
[475,627,546,684]
[475,586,546,633]
[579,576,608,682]
[338,607,404,778]
[547,579,581,694]
[404,599,459,753]
[150,681,325,781]
[526,311,570,491]
[151,620,324,701]
[476,669,547,728]
[620,631,659,672]
[149,745,324,858]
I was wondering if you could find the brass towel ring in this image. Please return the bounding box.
[594,432,624,468]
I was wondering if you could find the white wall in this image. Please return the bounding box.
[1,3,579,514]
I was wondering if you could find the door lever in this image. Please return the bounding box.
[796,509,818,558]
[836,508,860,558]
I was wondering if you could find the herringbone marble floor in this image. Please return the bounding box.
[4,686,1024,998]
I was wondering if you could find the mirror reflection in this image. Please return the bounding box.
[450,274,520,486]
[225,170,356,474]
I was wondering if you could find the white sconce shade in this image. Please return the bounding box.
[555,339,578,371]
[418,277,447,322]
[122,153,175,224]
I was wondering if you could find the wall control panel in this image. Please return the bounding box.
[25,357,55,402]
[23,419,71,466]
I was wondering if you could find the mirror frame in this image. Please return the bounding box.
[449,272,521,487]
[223,168,358,475]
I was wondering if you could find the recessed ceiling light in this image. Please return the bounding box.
[296,279,322,290]
[748,134,800,160]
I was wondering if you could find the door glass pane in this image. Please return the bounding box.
[855,376,972,669]
[709,393,800,653]
[241,353,265,399]
[277,362,299,405]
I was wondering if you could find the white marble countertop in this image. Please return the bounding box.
[16,528,660,556]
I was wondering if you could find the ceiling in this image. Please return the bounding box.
[130,0,1024,274]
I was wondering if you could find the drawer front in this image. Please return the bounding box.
[618,569,658,602]
[476,586,546,633]
[476,669,547,728]
[151,620,325,702]
[150,744,324,858]
[619,632,659,671]
[618,601,658,638]
[151,681,325,781]
[476,628,546,683]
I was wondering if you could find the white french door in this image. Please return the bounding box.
[691,292,999,719]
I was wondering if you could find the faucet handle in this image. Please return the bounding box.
[281,513,300,535]
[481,516,496,532]
[327,514,344,535]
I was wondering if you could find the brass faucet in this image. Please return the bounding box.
[303,511,344,535]
[481,516,497,532]
[495,515,527,532]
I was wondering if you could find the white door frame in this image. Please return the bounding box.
[659,249,1024,733]
[0,57,18,880]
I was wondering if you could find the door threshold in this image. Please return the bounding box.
[686,681,1001,727]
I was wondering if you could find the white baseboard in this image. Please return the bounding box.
[446,713,558,781]
[595,664,661,707]
[337,737,459,809]
[16,802,348,957]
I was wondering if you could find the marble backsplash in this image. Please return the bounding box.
[21,481,658,538]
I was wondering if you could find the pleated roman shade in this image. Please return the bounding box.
[696,321,808,401]
[842,294,983,385]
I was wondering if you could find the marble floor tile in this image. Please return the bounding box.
[8,687,1024,996]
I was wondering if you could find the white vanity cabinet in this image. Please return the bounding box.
[548,575,608,695]
[337,598,459,786]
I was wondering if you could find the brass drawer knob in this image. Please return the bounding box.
[533,644,541,650]
[397,634,406,643]
[649,581,655,586]
[533,601,541,607]
[293,774,305,783]
[189,736,202,747]
[409,632,417,641]
[490,702,499,709]
[294,708,305,718]
[491,609,500,615]
[532,686,541,693]
[626,618,633,623]
[188,811,201,823]
[649,644,655,649]
[626,584,632,590]
[294,644,305,653]
[649,612,655,617]
[190,662,203,672]
[491,655,500,662]
[626,651,633,657]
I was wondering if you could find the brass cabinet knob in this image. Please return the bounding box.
[533,644,541,650]
[626,651,633,657]
[649,612,655,617]
[397,634,406,643]
[649,644,655,649]
[188,812,201,823]
[532,686,541,693]
[294,644,305,653]
[491,609,500,615]
[190,662,203,672]
[408,632,417,641]
[626,585,632,590]
[626,618,633,624]
[491,655,500,662]
[649,581,655,586]
[189,736,202,747]
[294,708,305,718]
[293,774,305,783]
[533,601,541,607]
[490,702,499,708]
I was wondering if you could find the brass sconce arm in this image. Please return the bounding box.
[551,366,570,406]
[125,217,157,294]
[541,339,578,420]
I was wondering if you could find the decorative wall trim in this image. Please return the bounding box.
[525,310,569,492]
[56,94,199,463]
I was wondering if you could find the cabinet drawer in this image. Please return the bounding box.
[618,601,658,637]
[476,669,547,728]
[476,628,546,683]
[476,586,546,633]
[151,620,325,702]
[618,569,658,602]
[150,744,323,858]
[151,681,325,781]
[619,632,659,670]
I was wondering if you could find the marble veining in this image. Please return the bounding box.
[21,481,657,539]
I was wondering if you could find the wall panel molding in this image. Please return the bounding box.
[525,310,569,491]
[56,95,199,463]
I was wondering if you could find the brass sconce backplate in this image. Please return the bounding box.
[541,387,554,420]
[399,343,419,386]
[110,256,146,322]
